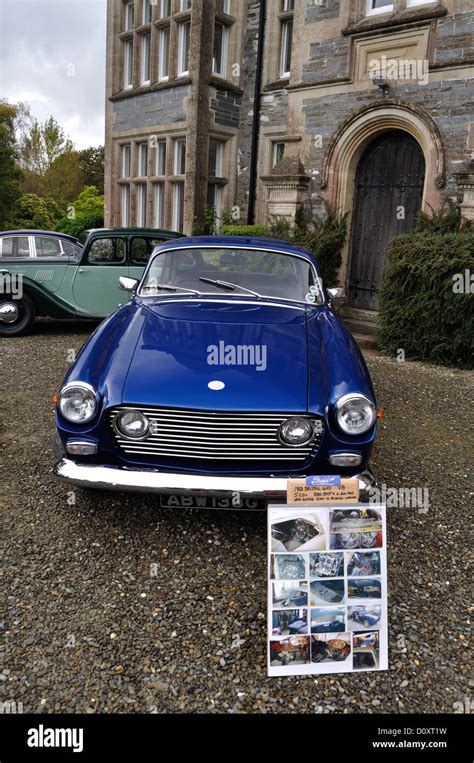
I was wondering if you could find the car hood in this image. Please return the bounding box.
[121,300,326,412]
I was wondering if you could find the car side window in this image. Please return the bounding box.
[35,236,62,257]
[0,236,30,258]
[130,237,163,265]
[88,238,125,264]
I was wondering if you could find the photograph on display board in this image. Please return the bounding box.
[353,631,381,670]
[272,609,308,636]
[311,633,352,664]
[272,580,308,609]
[329,507,382,550]
[310,551,344,579]
[347,578,382,599]
[346,550,381,577]
[271,553,307,580]
[310,607,346,634]
[347,605,382,631]
[271,513,326,553]
[309,579,345,605]
[269,636,311,667]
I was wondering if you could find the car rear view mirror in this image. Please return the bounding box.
[118,276,139,293]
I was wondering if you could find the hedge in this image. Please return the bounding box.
[378,230,474,368]
[221,224,268,237]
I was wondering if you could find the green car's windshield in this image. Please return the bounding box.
[140,247,323,304]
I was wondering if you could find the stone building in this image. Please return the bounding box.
[104,0,473,318]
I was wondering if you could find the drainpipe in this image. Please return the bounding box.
[247,0,266,225]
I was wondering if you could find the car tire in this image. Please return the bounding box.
[0,293,36,337]
[363,619,371,628]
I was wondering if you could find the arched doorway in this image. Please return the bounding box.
[347,130,425,311]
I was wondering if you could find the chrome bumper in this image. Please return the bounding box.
[53,458,378,503]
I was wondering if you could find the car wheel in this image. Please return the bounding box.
[0,293,36,336]
[363,619,371,628]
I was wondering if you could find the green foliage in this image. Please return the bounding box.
[270,201,348,286]
[56,186,104,237]
[5,193,63,230]
[221,224,269,237]
[43,150,84,208]
[415,196,471,234]
[192,205,220,235]
[378,230,474,368]
[0,101,22,227]
[78,146,105,194]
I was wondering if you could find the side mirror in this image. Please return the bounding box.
[327,287,345,301]
[118,276,139,293]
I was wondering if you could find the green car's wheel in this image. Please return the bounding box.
[0,293,36,337]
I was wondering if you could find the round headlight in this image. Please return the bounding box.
[279,417,315,446]
[115,410,149,440]
[58,383,97,424]
[335,394,376,435]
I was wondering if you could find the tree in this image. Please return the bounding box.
[0,102,22,227]
[5,193,63,230]
[43,150,84,208]
[78,146,104,193]
[18,115,73,176]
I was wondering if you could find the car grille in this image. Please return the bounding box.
[109,407,324,465]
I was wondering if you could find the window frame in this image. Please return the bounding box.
[177,20,191,77]
[140,33,151,85]
[158,26,170,81]
[121,185,131,226]
[153,182,165,228]
[213,22,229,77]
[173,137,186,176]
[136,183,148,227]
[171,182,185,232]
[123,38,134,90]
[121,144,132,178]
[279,18,293,79]
[365,0,394,16]
[124,1,134,31]
[138,142,149,178]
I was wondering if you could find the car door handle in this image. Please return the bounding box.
[78,268,90,273]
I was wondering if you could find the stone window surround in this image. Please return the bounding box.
[114,130,232,228]
[113,0,236,98]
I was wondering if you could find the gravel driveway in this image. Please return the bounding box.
[2,320,472,714]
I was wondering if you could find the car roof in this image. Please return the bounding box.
[151,235,317,264]
[84,227,184,236]
[0,229,80,242]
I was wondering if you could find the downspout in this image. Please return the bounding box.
[247,0,266,225]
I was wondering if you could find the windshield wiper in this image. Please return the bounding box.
[152,283,202,296]
[199,277,261,298]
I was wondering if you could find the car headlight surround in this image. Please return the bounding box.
[278,416,315,447]
[335,393,376,435]
[114,409,150,440]
[58,382,98,424]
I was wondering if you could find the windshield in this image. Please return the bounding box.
[139,247,323,304]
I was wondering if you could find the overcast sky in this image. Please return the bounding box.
[0,0,106,149]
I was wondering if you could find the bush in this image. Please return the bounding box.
[378,230,474,368]
[6,193,63,230]
[221,224,268,237]
[56,185,104,238]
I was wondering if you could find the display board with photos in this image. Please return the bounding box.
[268,503,388,676]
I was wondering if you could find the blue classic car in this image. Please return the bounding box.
[53,236,378,507]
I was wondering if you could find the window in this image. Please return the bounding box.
[280,20,293,78]
[35,236,62,257]
[406,0,436,5]
[158,26,170,80]
[180,0,191,10]
[209,139,224,177]
[0,236,30,258]
[282,0,294,9]
[174,138,186,175]
[213,23,228,76]
[131,237,163,265]
[140,34,151,84]
[124,1,134,31]
[365,0,393,15]
[216,0,230,13]
[172,183,185,232]
[138,142,148,177]
[177,21,190,75]
[121,144,131,177]
[159,0,171,18]
[137,184,147,226]
[207,184,222,224]
[123,39,133,89]
[121,186,130,226]
[88,238,125,264]
[156,140,167,175]
[142,0,152,24]
[272,141,285,167]
[154,183,165,228]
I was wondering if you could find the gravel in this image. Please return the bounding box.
[1,319,472,714]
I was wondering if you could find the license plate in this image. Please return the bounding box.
[159,494,265,511]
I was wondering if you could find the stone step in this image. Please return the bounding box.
[350,332,379,352]
[339,306,379,325]
[342,317,379,337]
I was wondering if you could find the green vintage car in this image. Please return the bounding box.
[0,228,183,336]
